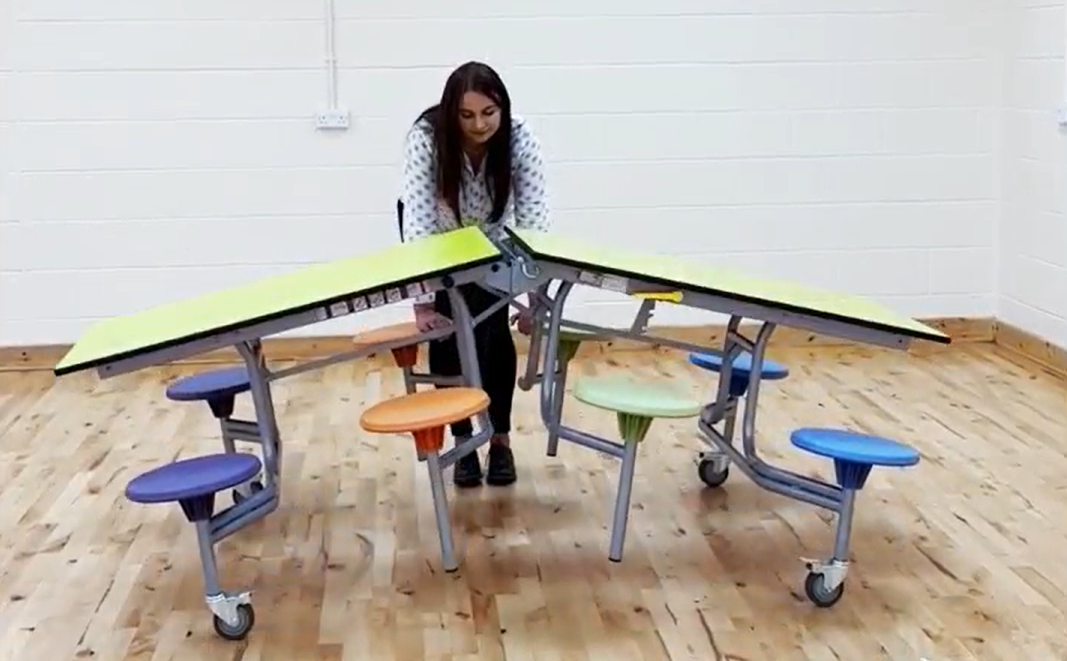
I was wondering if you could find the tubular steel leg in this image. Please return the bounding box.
[219,420,238,455]
[196,519,223,597]
[546,355,569,457]
[447,288,484,391]
[832,489,856,563]
[401,366,417,394]
[236,341,282,491]
[446,288,492,443]
[801,488,855,605]
[195,518,252,633]
[538,282,574,426]
[609,439,640,562]
[218,419,257,499]
[425,451,458,572]
[517,301,546,392]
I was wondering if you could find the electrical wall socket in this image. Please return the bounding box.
[316,108,350,130]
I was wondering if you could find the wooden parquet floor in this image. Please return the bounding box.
[0,342,1066,661]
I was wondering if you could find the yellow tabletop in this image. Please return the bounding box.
[507,228,949,344]
[54,227,501,376]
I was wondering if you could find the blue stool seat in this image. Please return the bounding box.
[126,453,262,505]
[790,428,919,467]
[166,367,251,419]
[689,351,789,397]
[124,452,264,639]
[790,428,919,491]
[689,351,789,379]
[166,367,251,403]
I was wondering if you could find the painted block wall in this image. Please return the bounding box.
[0,1,1006,346]
[1000,0,1067,350]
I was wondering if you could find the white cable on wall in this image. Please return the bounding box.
[324,0,337,109]
[316,0,348,130]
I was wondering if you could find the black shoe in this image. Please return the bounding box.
[486,444,517,486]
[453,451,482,488]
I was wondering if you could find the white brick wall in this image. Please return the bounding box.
[0,1,1009,346]
[1000,0,1067,349]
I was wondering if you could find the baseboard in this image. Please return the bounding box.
[991,320,1067,380]
[0,315,992,373]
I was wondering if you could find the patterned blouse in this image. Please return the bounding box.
[399,113,552,246]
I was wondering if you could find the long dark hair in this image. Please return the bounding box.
[416,61,513,224]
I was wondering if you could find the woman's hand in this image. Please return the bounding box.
[512,308,535,335]
[414,303,451,332]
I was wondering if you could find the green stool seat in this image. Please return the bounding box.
[571,374,702,562]
[541,326,606,460]
[556,328,598,364]
[574,376,703,420]
[559,326,601,339]
[559,328,597,341]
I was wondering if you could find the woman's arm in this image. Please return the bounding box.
[400,123,445,243]
[510,118,551,233]
[400,124,445,307]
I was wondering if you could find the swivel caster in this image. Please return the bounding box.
[802,558,847,608]
[696,452,729,488]
[213,603,255,640]
[232,479,264,504]
[804,572,844,607]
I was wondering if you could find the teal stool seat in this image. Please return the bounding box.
[572,374,702,562]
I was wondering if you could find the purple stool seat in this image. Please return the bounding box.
[126,453,262,505]
[166,367,251,402]
[165,367,252,418]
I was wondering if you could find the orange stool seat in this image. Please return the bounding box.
[359,386,491,573]
[361,387,490,455]
[351,321,423,368]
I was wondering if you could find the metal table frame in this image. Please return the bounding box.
[76,262,506,628]
[488,232,939,598]
[53,226,949,623]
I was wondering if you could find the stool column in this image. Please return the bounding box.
[609,412,652,562]
[391,345,419,395]
[195,517,224,599]
[830,458,869,562]
[179,492,254,638]
[831,487,857,562]
[207,395,239,455]
[413,426,458,572]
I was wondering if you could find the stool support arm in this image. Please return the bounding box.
[698,418,842,511]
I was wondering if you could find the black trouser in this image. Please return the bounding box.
[429,283,516,438]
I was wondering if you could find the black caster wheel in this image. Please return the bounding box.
[697,459,729,488]
[804,572,844,608]
[213,603,255,640]
[232,480,264,505]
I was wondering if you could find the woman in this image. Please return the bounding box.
[399,61,551,488]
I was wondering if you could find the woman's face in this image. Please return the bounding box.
[457,91,501,146]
